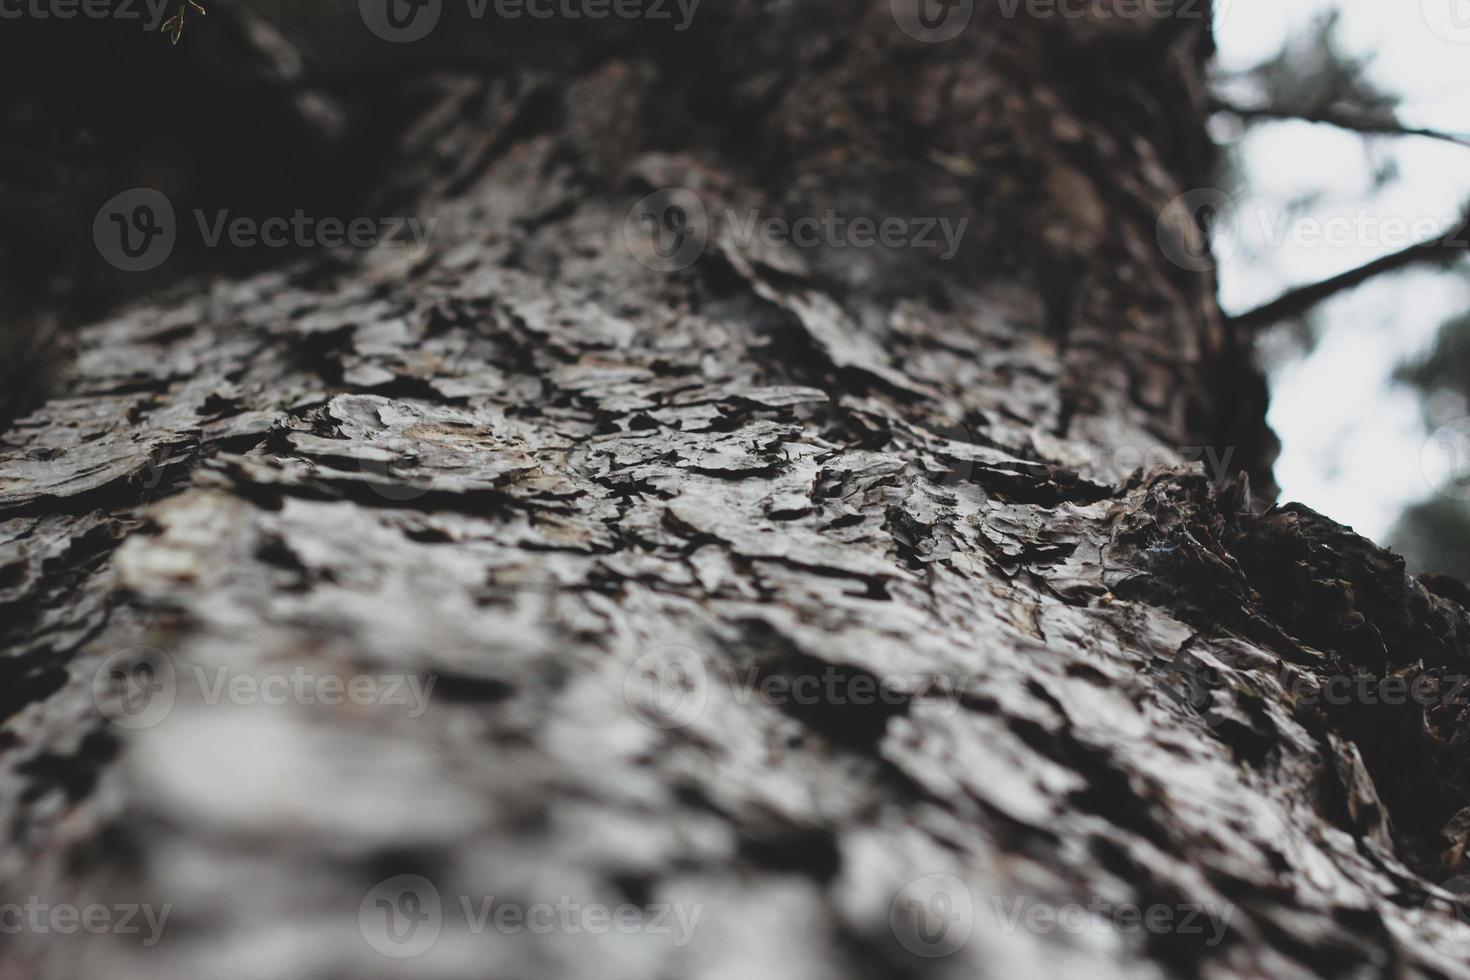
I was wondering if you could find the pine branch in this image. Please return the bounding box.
[1230,205,1470,330]
[1212,98,1470,149]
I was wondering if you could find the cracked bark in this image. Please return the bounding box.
[3,2,1470,977]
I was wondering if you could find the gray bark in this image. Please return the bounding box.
[3,3,1470,977]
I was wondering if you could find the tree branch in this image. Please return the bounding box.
[1212,98,1470,149]
[1230,206,1470,330]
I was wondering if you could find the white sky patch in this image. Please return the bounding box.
[1213,0,1470,538]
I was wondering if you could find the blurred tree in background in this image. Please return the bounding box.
[1216,10,1470,579]
[1393,304,1470,579]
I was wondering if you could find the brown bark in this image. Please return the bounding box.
[2,2,1469,977]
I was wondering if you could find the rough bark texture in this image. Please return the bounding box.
[4,2,1470,977]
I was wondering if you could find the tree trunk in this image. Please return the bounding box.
[4,3,1470,977]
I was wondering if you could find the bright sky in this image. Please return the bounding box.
[1213,0,1470,539]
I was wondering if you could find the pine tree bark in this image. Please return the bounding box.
[4,2,1470,977]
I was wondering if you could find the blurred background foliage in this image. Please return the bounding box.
[1393,307,1470,581]
[1214,7,1470,580]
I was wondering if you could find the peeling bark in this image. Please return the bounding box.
[3,3,1469,978]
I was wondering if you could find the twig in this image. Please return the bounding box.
[161,0,205,45]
